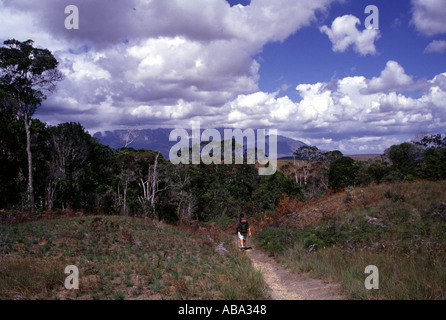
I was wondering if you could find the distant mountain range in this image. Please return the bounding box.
[93,128,307,159]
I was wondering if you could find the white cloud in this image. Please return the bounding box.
[424,40,446,53]
[421,79,446,110]
[1,0,334,132]
[350,136,381,143]
[361,61,413,94]
[69,53,112,82]
[320,14,380,56]
[224,0,332,45]
[411,0,446,36]
[1,1,445,154]
[222,61,445,153]
[378,92,423,112]
[131,100,195,121]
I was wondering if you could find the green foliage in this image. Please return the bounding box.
[303,232,326,249]
[324,150,343,162]
[294,145,324,161]
[1,97,444,230]
[329,156,358,190]
[256,180,446,299]
[417,134,446,149]
[383,136,446,182]
[159,160,303,222]
[419,146,446,180]
[384,190,405,203]
[1,39,63,212]
[0,108,306,222]
[0,39,59,115]
[367,158,390,184]
[255,227,295,256]
[385,142,424,179]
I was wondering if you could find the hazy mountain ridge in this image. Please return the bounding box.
[93,128,307,159]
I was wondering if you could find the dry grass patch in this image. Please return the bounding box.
[255,180,446,300]
[0,215,268,300]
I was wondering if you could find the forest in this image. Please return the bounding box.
[0,117,305,221]
[1,116,445,223]
[1,39,446,224]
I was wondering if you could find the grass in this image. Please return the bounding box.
[0,215,267,300]
[254,180,446,300]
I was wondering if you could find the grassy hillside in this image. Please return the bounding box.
[0,216,267,300]
[254,180,446,300]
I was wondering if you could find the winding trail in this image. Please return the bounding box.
[245,246,346,300]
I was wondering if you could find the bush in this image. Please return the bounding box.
[255,227,295,256]
[403,174,417,182]
[303,232,326,249]
[329,157,358,190]
[385,142,423,179]
[383,170,400,182]
[367,159,390,184]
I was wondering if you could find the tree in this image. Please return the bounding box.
[329,156,358,190]
[416,134,446,180]
[293,146,324,185]
[46,123,93,211]
[367,157,390,184]
[416,134,446,149]
[137,151,167,218]
[384,142,423,180]
[161,163,196,222]
[324,150,343,162]
[0,39,63,213]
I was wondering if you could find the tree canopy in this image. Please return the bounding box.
[0,39,63,118]
[0,39,63,213]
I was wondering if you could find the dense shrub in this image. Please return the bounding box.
[255,227,295,256]
[329,156,358,190]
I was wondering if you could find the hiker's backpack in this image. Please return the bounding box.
[239,219,249,233]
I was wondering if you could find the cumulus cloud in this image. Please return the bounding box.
[361,61,413,94]
[222,61,445,153]
[424,40,446,53]
[1,1,445,154]
[411,0,446,36]
[1,0,334,132]
[320,14,380,56]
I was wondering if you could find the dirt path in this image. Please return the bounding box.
[245,246,346,300]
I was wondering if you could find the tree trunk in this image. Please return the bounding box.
[293,155,298,184]
[150,153,160,218]
[46,181,56,211]
[123,184,127,216]
[24,114,35,214]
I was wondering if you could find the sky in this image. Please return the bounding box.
[1,0,445,155]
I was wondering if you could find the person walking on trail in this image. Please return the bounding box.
[236,213,251,249]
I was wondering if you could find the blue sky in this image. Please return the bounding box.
[1,0,445,154]
[258,0,446,94]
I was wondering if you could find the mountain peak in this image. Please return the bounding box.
[94,128,307,159]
